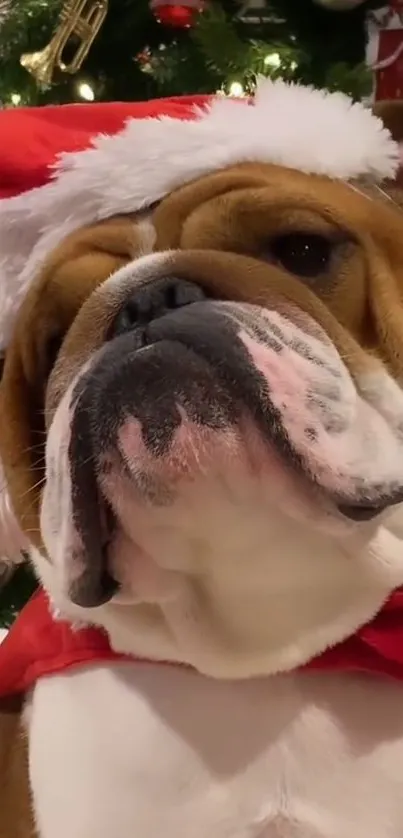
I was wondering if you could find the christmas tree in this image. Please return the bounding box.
[0,0,385,628]
[0,0,374,109]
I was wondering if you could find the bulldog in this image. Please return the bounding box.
[3,80,403,838]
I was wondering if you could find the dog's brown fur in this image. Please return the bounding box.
[2,101,403,838]
[0,698,33,838]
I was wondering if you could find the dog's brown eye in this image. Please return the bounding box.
[270,233,332,279]
[0,353,5,381]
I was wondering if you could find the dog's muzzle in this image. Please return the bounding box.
[43,271,403,609]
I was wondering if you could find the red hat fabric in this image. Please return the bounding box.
[0,96,211,199]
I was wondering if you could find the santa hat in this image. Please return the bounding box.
[0,78,399,355]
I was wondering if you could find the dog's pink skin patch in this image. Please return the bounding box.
[238,316,403,504]
[117,414,263,485]
[102,407,332,569]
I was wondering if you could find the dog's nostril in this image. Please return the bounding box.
[110,277,206,338]
[164,279,205,309]
[114,299,140,335]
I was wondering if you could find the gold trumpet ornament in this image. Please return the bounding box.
[20,0,109,88]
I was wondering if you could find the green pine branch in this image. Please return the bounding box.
[0,0,62,105]
[192,4,250,76]
[187,2,370,99]
[0,563,37,628]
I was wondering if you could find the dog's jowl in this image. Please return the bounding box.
[3,81,403,838]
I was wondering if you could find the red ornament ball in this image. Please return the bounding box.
[153,2,203,28]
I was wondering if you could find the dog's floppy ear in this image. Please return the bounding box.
[0,351,28,568]
[0,215,151,554]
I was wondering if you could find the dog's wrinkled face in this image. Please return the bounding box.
[5,155,403,678]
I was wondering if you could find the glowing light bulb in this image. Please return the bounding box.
[77,82,95,102]
[264,52,281,68]
[229,81,244,97]
[10,93,21,106]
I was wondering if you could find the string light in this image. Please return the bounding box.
[77,82,95,101]
[264,52,281,68]
[229,81,244,97]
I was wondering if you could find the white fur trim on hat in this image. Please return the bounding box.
[0,78,398,350]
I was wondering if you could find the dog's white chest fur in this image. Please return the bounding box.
[28,663,403,838]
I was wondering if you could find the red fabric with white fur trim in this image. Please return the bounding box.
[0,95,212,199]
[1,587,403,697]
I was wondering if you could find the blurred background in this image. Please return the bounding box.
[0,0,383,108]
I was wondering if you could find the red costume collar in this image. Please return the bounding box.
[2,587,403,697]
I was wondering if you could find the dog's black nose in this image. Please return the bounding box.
[110,277,206,338]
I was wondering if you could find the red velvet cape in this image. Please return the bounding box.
[1,587,403,697]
